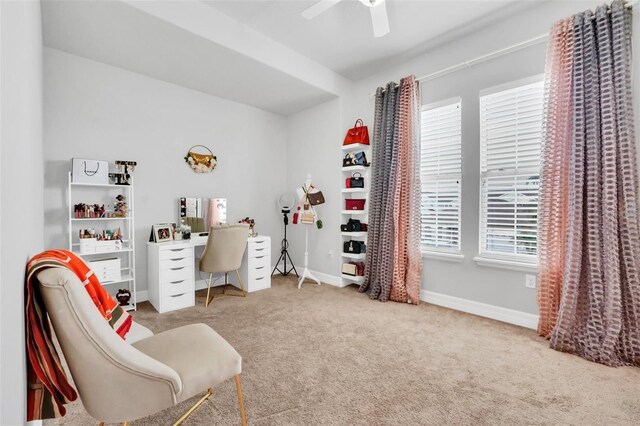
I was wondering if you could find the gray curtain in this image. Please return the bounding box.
[360,83,399,301]
[548,1,640,366]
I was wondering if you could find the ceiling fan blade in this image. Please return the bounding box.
[301,0,342,20]
[370,1,390,38]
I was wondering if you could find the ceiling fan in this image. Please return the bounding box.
[301,0,390,38]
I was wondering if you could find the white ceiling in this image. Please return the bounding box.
[41,0,541,116]
[202,0,537,80]
[41,0,340,116]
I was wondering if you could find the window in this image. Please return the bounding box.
[420,99,462,252]
[479,77,543,262]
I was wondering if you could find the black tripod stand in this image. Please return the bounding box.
[271,210,298,277]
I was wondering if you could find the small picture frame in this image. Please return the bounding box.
[153,224,173,243]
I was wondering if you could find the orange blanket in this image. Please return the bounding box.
[25,249,132,420]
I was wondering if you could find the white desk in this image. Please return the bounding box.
[147,235,270,313]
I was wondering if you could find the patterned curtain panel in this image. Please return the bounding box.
[360,76,422,304]
[538,0,640,366]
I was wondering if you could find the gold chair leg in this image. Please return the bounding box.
[235,375,247,426]
[123,422,129,426]
[98,423,104,426]
[172,388,213,426]
[205,273,213,307]
[235,269,247,297]
[222,272,229,296]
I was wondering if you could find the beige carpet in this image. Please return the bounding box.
[49,275,640,425]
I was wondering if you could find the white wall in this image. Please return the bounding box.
[288,0,638,316]
[43,48,288,294]
[0,1,44,424]
[284,98,343,277]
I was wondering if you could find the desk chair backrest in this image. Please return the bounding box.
[199,224,249,274]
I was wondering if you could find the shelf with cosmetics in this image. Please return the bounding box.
[340,139,370,287]
[67,172,137,311]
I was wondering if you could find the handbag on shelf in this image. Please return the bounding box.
[342,263,358,276]
[345,199,366,210]
[343,119,370,146]
[343,240,366,254]
[307,191,325,206]
[341,218,367,232]
[346,172,364,189]
[351,261,365,276]
[342,151,370,168]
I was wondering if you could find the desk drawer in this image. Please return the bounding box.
[160,247,193,260]
[160,256,192,270]
[159,265,192,283]
[249,266,270,282]
[161,279,194,297]
[248,254,270,269]
[249,246,270,258]
[161,291,194,312]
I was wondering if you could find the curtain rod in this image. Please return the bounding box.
[369,0,636,97]
[368,33,548,97]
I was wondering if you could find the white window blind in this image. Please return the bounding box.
[479,78,543,261]
[420,99,462,252]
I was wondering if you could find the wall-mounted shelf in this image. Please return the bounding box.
[341,143,370,152]
[342,253,366,260]
[341,232,367,237]
[341,166,370,173]
[341,274,365,284]
[340,137,371,287]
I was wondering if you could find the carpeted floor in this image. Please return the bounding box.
[50,275,640,425]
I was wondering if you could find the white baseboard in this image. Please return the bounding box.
[137,290,149,302]
[420,290,539,330]
[308,270,345,287]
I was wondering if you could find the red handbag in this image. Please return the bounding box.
[343,119,370,146]
[345,199,366,210]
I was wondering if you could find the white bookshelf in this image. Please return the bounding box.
[341,143,370,286]
[67,172,137,311]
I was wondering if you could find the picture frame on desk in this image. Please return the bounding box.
[151,224,173,243]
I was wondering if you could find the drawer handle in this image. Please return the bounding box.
[255,266,264,270]
[170,267,185,271]
[169,257,186,262]
[169,249,185,252]
[253,240,265,244]
[254,256,265,259]
[169,293,186,298]
[255,277,264,280]
[254,248,265,252]
[170,280,185,284]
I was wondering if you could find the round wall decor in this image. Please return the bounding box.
[184,145,217,173]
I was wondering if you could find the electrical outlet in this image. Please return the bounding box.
[328,250,335,259]
[525,274,537,289]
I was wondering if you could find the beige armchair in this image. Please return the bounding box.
[200,223,249,306]
[36,268,247,425]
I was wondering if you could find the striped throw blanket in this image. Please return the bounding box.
[26,249,132,420]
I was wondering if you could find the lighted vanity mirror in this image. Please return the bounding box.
[179,197,227,233]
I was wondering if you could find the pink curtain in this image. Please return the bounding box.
[390,76,422,304]
[538,1,640,366]
[537,17,574,338]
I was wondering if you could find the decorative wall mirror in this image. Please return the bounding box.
[184,145,217,173]
[179,197,227,233]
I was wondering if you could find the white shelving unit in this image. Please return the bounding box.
[341,143,371,286]
[67,172,137,311]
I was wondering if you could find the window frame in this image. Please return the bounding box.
[419,97,463,256]
[477,75,544,266]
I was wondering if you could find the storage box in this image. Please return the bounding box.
[79,239,121,254]
[88,258,122,283]
[72,158,109,184]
